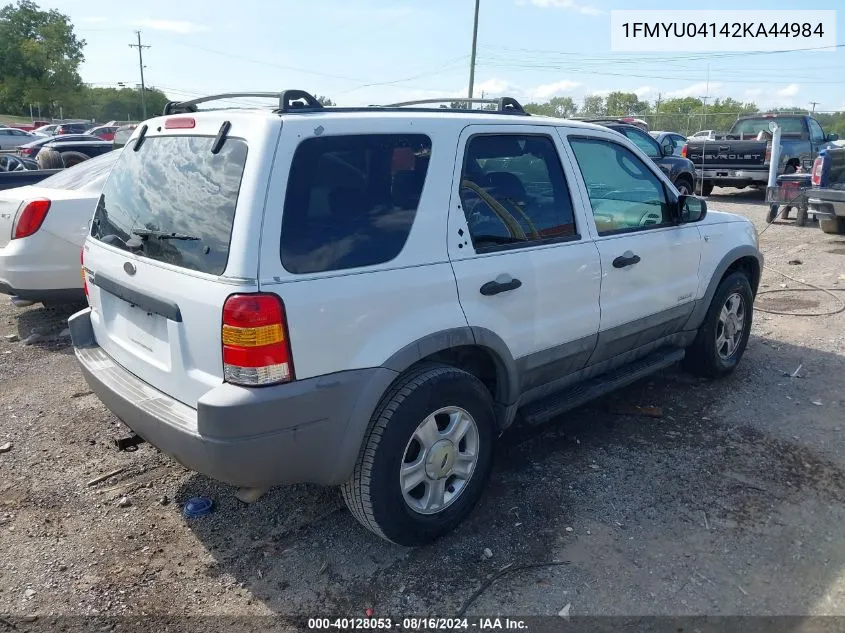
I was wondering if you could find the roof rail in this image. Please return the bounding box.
[383,97,527,115]
[576,117,630,123]
[163,90,324,115]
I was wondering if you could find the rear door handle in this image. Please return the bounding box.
[480,275,522,296]
[612,253,641,268]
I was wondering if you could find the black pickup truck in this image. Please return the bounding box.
[17,134,114,166]
[0,154,58,191]
[683,114,838,195]
[808,146,845,234]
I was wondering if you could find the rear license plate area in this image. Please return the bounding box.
[101,291,171,369]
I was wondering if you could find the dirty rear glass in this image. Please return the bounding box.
[90,135,248,275]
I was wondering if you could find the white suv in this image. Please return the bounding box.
[69,91,762,545]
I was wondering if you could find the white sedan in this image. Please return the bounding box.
[0,150,120,307]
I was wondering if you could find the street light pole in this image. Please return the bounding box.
[468,0,480,99]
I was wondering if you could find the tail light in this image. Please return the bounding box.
[680,143,689,159]
[811,156,825,187]
[19,147,35,157]
[11,199,51,239]
[222,294,294,387]
[81,248,88,299]
[764,141,772,166]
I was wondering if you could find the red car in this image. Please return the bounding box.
[89,125,118,141]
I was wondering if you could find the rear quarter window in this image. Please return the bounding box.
[280,133,432,274]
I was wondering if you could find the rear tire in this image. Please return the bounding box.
[684,272,753,378]
[820,217,845,234]
[341,364,495,546]
[674,176,694,196]
[700,180,714,196]
[59,151,89,168]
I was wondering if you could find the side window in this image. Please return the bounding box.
[672,135,686,153]
[459,134,577,252]
[621,127,661,159]
[280,133,432,274]
[808,119,825,142]
[569,137,671,235]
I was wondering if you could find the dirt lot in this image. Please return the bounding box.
[1,188,844,627]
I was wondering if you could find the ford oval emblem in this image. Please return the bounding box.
[123,262,137,276]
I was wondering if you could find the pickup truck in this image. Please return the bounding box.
[17,135,114,167]
[808,146,845,234]
[0,167,59,191]
[682,114,838,196]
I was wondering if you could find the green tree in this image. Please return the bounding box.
[524,96,577,118]
[580,94,605,116]
[605,91,650,116]
[315,95,335,107]
[0,0,85,116]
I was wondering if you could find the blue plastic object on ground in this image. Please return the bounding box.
[182,496,214,518]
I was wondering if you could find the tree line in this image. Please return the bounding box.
[524,94,845,137]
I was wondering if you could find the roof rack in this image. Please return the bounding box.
[383,97,528,115]
[163,90,324,115]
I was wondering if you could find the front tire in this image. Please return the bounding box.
[699,180,714,196]
[684,272,754,378]
[342,364,495,546]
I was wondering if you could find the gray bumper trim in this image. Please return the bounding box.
[69,308,398,488]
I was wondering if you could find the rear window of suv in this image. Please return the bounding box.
[90,135,248,275]
[280,133,432,274]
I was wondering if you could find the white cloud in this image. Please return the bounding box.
[666,82,723,98]
[633,86,653,98]
[744,88,763,98]
[526,0,605,16]
[777,83,800,98]
[530,80,581,100]
[134,19,209,34]
[589,89,612,98]
[471,78,515,96]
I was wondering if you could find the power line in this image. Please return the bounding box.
[128,31,150,119]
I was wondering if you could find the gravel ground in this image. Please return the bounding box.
[1,187,844,628]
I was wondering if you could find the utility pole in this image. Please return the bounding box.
[467,0,480,99]
[129,31,150,119]
[699,95,709,131]
[654,92,662,129]
[809,100,819,113]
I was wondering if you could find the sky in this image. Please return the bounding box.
[39,0,845,112]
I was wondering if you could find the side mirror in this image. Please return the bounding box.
[678,195,707,223]
[827,133,839,142]
[661,141,674,156]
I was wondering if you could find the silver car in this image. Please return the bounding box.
[650,131,687,156]
[0,128,35,150]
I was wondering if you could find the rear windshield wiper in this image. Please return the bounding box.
[132,228,200,241]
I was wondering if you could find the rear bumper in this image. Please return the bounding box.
[696,169,769,186]
[0,280,84,303]
[69,308,398,488]
[0,237,85,302]
[808,196,845,220]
